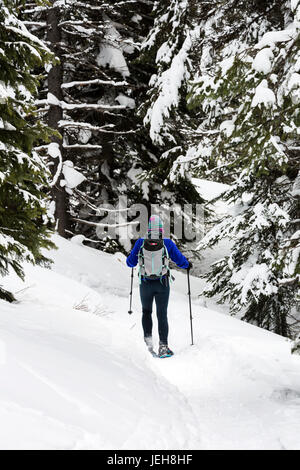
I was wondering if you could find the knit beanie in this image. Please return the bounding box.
[147,215,164,239]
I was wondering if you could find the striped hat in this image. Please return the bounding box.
[148,215,164,239]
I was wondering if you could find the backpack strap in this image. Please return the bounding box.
[160,241,173,284]
[138,240,145,285]
[163,241,169,262]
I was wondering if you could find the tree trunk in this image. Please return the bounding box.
[47,3,68,237]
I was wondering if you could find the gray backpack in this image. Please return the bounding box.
[138,239,170,282]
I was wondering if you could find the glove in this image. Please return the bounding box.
[187,260,193,270]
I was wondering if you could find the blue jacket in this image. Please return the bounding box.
[126,238,189,269]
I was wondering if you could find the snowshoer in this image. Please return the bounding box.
[126,215,192,358]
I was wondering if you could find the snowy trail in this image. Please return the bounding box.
[1,235,300,449]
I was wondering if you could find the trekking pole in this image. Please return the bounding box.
[128,268,134,314]
[187,268,194,345]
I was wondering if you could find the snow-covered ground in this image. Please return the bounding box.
[1,235,300,450]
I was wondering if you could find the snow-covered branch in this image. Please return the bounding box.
[47,93,126,111]
[63,144,103,150]
[72,218,139,228]
[61,79,128,89]
[59,120,138,134]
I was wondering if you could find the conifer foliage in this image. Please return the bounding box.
[21,0,160,250]
[22,0,203,250]
[137,0,203,241]
[140,0,199,176]
[0,0,55,301]
[189,0,300,336]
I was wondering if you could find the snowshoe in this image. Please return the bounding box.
[158,344,174,358]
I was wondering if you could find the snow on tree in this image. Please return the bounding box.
[22,0,203,251]
[141,0,196,146]
[185,0,290,182]
[188,0,299,336]
[137,0,204,246]
[0,0,56,301]
[21,1,185,251]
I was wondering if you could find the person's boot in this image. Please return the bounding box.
[158,343,174,358]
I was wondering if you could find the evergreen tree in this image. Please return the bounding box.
[188,0,299,336]
[22,0,145,245]
[186,0,289,182]
[23,0,203,252]
[141,0,195,146]
[137,0,204,247]
[0,0,55,301]
[22,0,167,251]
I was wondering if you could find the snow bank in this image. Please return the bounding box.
[192,178,229,202]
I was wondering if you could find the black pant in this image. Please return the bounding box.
[139,278,170,345]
